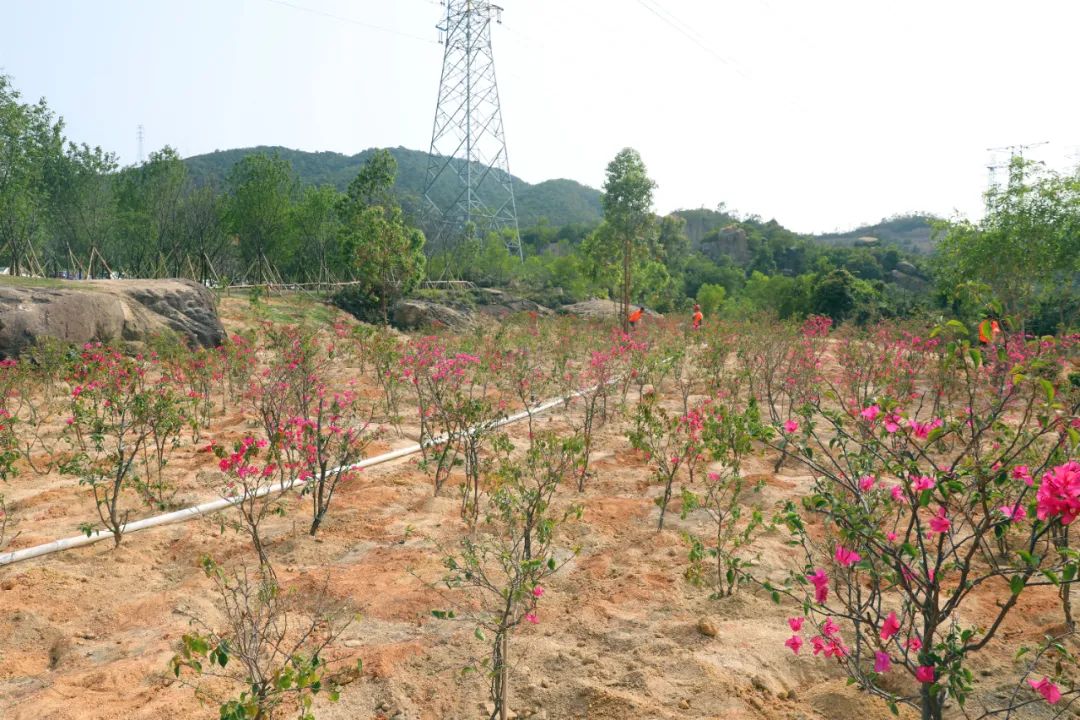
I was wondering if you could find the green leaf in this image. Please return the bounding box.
[1010,575,1025,596]
[1038,378,1055,404]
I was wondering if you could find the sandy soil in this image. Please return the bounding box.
[0,298,1068,719]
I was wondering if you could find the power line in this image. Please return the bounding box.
[634,0,748,79]
[258,0,437,44]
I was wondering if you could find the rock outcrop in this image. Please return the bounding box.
[0,279,225,357]
[391,299,474,331]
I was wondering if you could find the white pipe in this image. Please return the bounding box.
[0,383,593,567]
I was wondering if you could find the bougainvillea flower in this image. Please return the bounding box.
[860,405,881,422]
[785,634,803,654]
[808,569,829,603]
[859,475,876,492]
[1028,677,1062,704]
[1013,465,1033,486]
[874,651,891,673]
[928,507,951,535]
[810,635,826,655]
[999,504,1027,522]
[784,419,799,433]
[524,613,539,624]
[891,485,905,502]
[834,546,861,567]
[823,640,848,658]
[532,586,545,598]
[880,611,900,641]
[788,617,804,632]
[911,475,935,492]
[822,617,840,638]
[883,414,902,433]
[915,666,935,683]
[1036,462,1080,524]
[907,637,922,651]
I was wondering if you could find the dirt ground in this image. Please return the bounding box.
[0,298,1069,719]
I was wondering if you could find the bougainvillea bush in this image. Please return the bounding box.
[763,324,1080,719]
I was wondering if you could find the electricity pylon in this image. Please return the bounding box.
[423,1,522,260]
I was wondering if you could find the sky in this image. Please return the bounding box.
[3,0,1079,233]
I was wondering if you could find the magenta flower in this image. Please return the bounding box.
[891,485,905,502]
[1036,462,1080,524]
[915,666,936,684]
[883,414,902,433]
[787,616,804,632]
[880,611,900,641]
[823,640,848,658]
[928,506,951,535]
[907,637,922,651]
[810,635,826,655]
[886,531,898,542]
[858,475,875,492]
[808,569,829,604]
[783,419,799,433]
[860,405,880,422]
[1028,677,1062,704]
[785,634,803,654]
[532,586,545,598]
[822,617,840,638]
[911,475,935,492]
[999,504,1027,522]
[834,546,861,568]
[524,613,538,624]
[1013,465,1033,486]
[874,651,891,673]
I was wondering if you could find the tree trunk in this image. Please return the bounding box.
[621,235,631,333]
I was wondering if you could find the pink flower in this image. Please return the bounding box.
[808,569,829,604]
[783,419,799,433]
[907,637,922,652]
[859,475,875,492]
[874,651,891,673]
[880,611,901,641]
[928,507,951,535]
[911,475,935,492]
[891,485,905,502]
[532,586,545,598]
[810,635,826,655]
[860,405,880,422]
[1028,677,1062,704]
[823,640,849,658]
[834,546,861,568]
[1013,465,1033,486]
[1036,462,1080,524]
[788,616,804,632]
[883,414,902,433]
[822,617,840,638]
[999,504,1027,522]
[785,634,803,654]
[886,531,898,542]
[524,613,538,624]
[915,666,936,684]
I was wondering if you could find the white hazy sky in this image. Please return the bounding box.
[3,0,1079,233]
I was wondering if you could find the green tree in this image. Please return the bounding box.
[935,157,1080,328]
[601,148,656,331]
[0,75,64,277]
[811,268,857,321]
[290,184,344,285]
[114,147,188,277]
[47,142,119,278]
[696,283,726,316]
[338,153,425,323]
[225,153,297,284]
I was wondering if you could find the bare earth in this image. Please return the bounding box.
[0,298,1065,720]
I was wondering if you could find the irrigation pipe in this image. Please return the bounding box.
[0,383,599,568]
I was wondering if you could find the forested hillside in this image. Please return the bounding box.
[184,146,604,228]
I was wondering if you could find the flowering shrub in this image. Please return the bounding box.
[62,346,190,546]
[212,436,286,568]
[434,433,581,720]
[628,396,706,530]
[764,326,1080,719]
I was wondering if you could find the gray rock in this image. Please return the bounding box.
[391,298,474,331]
[0,278,225,358]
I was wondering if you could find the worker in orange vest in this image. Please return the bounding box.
[692,304,703,331]
[628,306,644,329]
[978,319,1001,344]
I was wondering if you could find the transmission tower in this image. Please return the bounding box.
[423,1,522,259]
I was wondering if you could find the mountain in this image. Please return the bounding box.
[812,215,939,254]
[183,146,604,228]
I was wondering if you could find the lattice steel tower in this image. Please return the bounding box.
[424,1,522,259]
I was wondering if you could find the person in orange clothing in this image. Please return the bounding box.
[628,305,644,329]
[692,304,703,331]
[978,318,1001,344]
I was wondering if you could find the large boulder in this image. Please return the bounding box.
[560,299,660,320]
[0,278,225,358]
[391,299,474,331]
